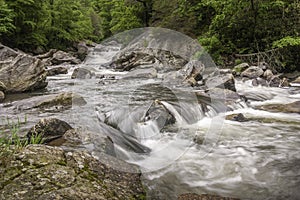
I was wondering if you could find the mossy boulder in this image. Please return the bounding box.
[0,145,145,200]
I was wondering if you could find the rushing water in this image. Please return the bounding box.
[1,38,300,200]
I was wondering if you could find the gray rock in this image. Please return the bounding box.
[0,144,145,200]
[0,81,6,91]
[13,92,86,111]
[226,113,248,122]
[63,129,116,157]
[263,69,274,80]
[71,68,95,79]
[280,77,290,87]
[35,49,57,59]
[0,44,48,93]
[0,91,4,102]
[111,49,187,72]
[268,75,281,87]
[252,78,268,86]
[205,73,236,92]
[122,68,157,79]
[76,41,89,61]
[241,66,264,79]
[182,60,204,79]
[233,63,249,73]
[27,118,73,143]
[46,66,68,76]
[258,62,269,70]
[291,76,300,84]
[51,50,81,65]
[257,101,300,113]
[178,193,240,200]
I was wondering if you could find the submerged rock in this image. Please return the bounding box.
[62,129,116,157]
[252,78,268,86]
[122,67,157,79]
[226,113,248,122]
[0,145,145,200]
[241,66,264,79]
[46,66,68,76]
[257,101,300,114]
[71,68,95,79]
[13,92,86,111]
[27,118,73,143]
[178,193,240,200]
[0,44,48,93]
[36,92,86,108]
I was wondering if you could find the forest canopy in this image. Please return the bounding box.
[0,0,299,70]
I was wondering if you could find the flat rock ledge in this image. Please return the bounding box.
[0,145,145,200]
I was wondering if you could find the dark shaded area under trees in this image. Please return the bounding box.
[0,0,299,71]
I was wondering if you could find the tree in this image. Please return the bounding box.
[0,0,15,36]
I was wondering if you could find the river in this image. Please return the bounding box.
[1,29,300,200]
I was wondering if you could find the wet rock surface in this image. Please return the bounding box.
[178,193,240,200]
[0,44,47,93]
[226,113,248,122]
[46,66,68,76]
[0,91,4,102]
[257,101,300,113]
[0,145,145,200]
[241,66,264,79]
[71,67,95,79]
[27,118,73,143]
[51,50,81,65]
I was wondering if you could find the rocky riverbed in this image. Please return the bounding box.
[1,28,300,199]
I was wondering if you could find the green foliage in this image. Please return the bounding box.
[0,116,44,149]
[109,0,142,34]
[0,0,15,35]
[272,37,300,48]
[0,0,299,72]
[272,37,300,71]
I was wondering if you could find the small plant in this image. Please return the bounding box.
[0,116,44,150]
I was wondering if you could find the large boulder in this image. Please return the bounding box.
[110,49,187,72]
[241,66,264,79]
[0,145,145,200]
[0,44,48,93]
[27,118,73,143]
